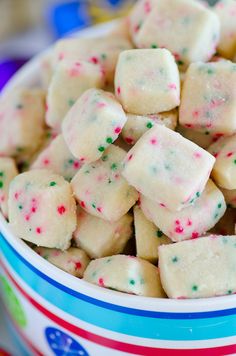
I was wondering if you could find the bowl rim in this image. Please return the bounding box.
[1,21,236,314]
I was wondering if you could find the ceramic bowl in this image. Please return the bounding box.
[0,22,236,356]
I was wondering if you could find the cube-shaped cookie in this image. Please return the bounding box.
[208,134,236,189]
[35,247,90,278]
[74,207,133,259]
[140,180,226,242]
[179,61,236,135]
[134,205,171,264]
[0,89,46,157]
[8,170,77,250]
[71,145,138,221]
[159,235,236,298]
[62,89,127,163]
[122,110,177,145]
[31,135,82,182]
[122,125,215,211]
[46,60,105,131]
[177,125,215,149]
[84,255,166,297]
[115,49,180,115]
[130,0,220,69]
[214,0,236,59]
[0,157,18,218]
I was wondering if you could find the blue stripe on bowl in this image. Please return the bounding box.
[1,233,236,341]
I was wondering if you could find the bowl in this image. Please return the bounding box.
[1,22,236,356]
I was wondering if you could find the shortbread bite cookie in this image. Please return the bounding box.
[122,110,178,145]
[84,254,166,297]
[8,170,77,250]
[62,89,127,163]
[214,0,236,59]
[140,180,226,242]
[211,208,236,236]
[0,158,18,218]
[35,247,90,278]
[134,205,171,264]
[74,207,133,259]
[208,135,236,189]
[0,89,46,157]
[122,125,215,211]
[220,188,236,208]
[31,135,82,182]
[46,59,105,131]
[130,0,220,69]
[53,35,132,84]
[159,235,236,298]
[115,49,180,115]
[71,145,138,221]
[179,61,236,135]
[177,126,214,149]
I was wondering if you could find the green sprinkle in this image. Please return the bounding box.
[84,169,90,174]
[214,213,219,219]
[29,228,32,232]
[92,271,97,277]
[196,192,200,198]
[0,181,3,189]
[207,68,214,75]
[192,285,198,292]
[43,254,49,260]
[218,203,222,209]
[111,163,118,171]
[92,203,96,209]
[228,290,233,294]
[146,122,153,129]
[68,98,75,107]
[106,137,113,144]
[172,256,178,263]
[102,155,108,161]
[46,132,52,139]
[129,279,135,286]
[101,53,107,60]
[106,258,112,263]
[181,47,188,55]
[98,146,105,152]
[18,205,23,210]
[151,44,158,48]
[234,159,236,165]
[0,171,4,177]
[49,181,56,186]
[177,60,184,66]
[156,230,163,238]
[68,159,74,165]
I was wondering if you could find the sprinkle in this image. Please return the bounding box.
[18,205,23,210]
[49,181,56,186]
[114,127,121,134]
[187,219,192,226]
[175,226,184,234]
[101,53,107,60]
[101,155,108,162]
[43,159,50,165]
[156,230,163,238]
[194,152,202,158]
[129,279,135,285]
[150,138,157,145]
[125,137,134,144]
[57,205,66,215]
[90,56,99,64]
[106,137,113,144]
[98,278,104,286]
[68,99,75,107]
[151,44,158,48]
[226,152,233,157]
[92,203,96,209]
[192,285,198,291]
[31,207,36,213]
[0,181,3,189]
[80,201,86,208]
[98,146,105,152]
[75,261,82,270]
[111,163,118,171]
[234,160,236,165]
[146,122,153,129]
[97,207,102,213]
[36,227,42,234]
[192,232,199,239]
[196,192,200,198]
[0,171,4,177]
[117,86,121,95]
[127,154,133,161]
[228,290,232,294]
[172,256,178,263]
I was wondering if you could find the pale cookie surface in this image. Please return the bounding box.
[179,61,236,135]
[74,207,133,259]
[115,48,180,114]
[52,35,132,84]
[34,246,90,278]
[214,0,236,59]
[134,205,171,264]
[208,134,236,189]
[122,110,177,145]
[0,89,46,157]
[177,125,214,149]
[220,188,236,208]
[71,145,138,221]
[46,59,104,131]
[122,125,215,211]
[129,0,220,69]
[8,170,77,250]
[0,157,18,218]
[140,180,226,241]
[159,235,236,298]
[62,88,127,163]
[84,254,166,297]
[31,134,82,182]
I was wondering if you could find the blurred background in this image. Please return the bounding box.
[0,0,218,91]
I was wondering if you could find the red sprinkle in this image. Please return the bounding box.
[187,219,192,226]
[36,227,42,234]
[57,205,66,215]
[73,161,80,169]
[75,261,82,270]
[31,207,37,213]
[159,203,166,207]
[25,215,30,221]
[43,159,50,166]
[14,192,19,200]
[175,220,180,225]
[114,127,121,134]
[97,207,102,213]
[175,226,184,234]
[90,56,99,64]
[80,201,86,208]
[192,231,199,239]
[117,86,121,95]
[98,278,105,287]
[226,152,233,157]
[127,154,133,161]
[125,137,134,144]
[150,138,157,145]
